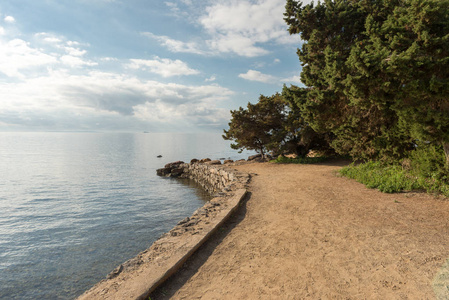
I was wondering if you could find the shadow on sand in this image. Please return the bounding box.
[150,192,252,300]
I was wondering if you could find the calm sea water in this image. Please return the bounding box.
[0,132,254,300]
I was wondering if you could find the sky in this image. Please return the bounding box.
[0,0,311,132]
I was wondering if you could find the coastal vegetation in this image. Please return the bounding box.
[222,93,332,157]
[224,0,449,196]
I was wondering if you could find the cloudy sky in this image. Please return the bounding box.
[0,0,309,132]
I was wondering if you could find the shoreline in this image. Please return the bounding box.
[78,158,449,299]
[77,159,252,299]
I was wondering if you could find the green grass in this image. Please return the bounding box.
[340,161,449,197]
[271,155,329,164]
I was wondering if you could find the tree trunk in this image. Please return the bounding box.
[259,147,265,159]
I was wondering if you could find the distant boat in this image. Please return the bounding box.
[143,131,149,133]
[157,155,162,158]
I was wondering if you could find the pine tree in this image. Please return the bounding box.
[223,94,288,157]
[223,93,330,157]
[284,0,449,163]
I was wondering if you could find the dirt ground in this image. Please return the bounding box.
[151,160,449,299]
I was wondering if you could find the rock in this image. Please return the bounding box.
[164,161,184,168]
[219,158,226,160]
[223,159,234,164]
[157,155,162,158]
[213,192,228,197]
[248,154,262,161]
[248,154,273,162]
[169,168,184,177]
[156,167,171,176]
[206,160,221,165]
[199,158,211,163]
[183,218,200,227]
[107,264,123,279]
[157,161,186,176]
[190,158,199,164]
[177,217,190,225]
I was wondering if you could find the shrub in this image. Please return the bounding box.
[340,160,449,197]
[408,143,447,181]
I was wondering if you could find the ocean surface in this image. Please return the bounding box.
[0,132,254,300]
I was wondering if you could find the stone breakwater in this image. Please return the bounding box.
[156,158,248,195]
[78,160,250,300]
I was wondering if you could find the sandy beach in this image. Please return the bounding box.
[151,160,449,299]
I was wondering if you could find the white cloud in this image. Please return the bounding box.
[206,33,268,57]
[64,46,86,56]
[0,26,4,35]
[0,32,99,77]
[127,57,200,77]
[0,70,234,130]
[205,75,216,82]
[239,70,303,85]
[165,2,179,13]
[0,17,236,131]
[144,0,302,57]
[238,69,277,83]
[4,16,15,23]
[67,41,81,47]
[141,32,206,55]
[133,99,229,126]
[0,39,57,78]
[60,55,98,67]
[43,37,62,43]
[101,57,118,61]
[282,75,303,84]
[199,0,301,57]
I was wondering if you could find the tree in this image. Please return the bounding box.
[284,0,449,162]
[282,84,334,156]
[223,93,331,157]
[223,94,287,157]
[284,0,412,161]
[346,0,449,163]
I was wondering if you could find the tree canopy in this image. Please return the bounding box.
[284,0,449,163]
[223,93,331,157]
[223,94,287,157]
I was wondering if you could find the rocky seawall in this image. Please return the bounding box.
[156,158,249,195]
[78,158,251,300]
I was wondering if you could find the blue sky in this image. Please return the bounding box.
[0,0,311,132]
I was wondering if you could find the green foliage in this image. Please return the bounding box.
[340,161,419,193]
[347,0,449,163]
[223,93,287,156]
[408,143,448,180]
[284,0,449,164]
[223,92,331,157]
[282,85,334,156]
[272,155,328,164]
[340,159,449,197]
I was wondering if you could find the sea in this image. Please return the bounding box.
[0,132,255,300]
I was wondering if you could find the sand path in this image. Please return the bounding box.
[151,161,449,299]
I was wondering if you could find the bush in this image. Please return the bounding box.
[340,161,415,193]
[340,160,449,197]
[408,143,447,181]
